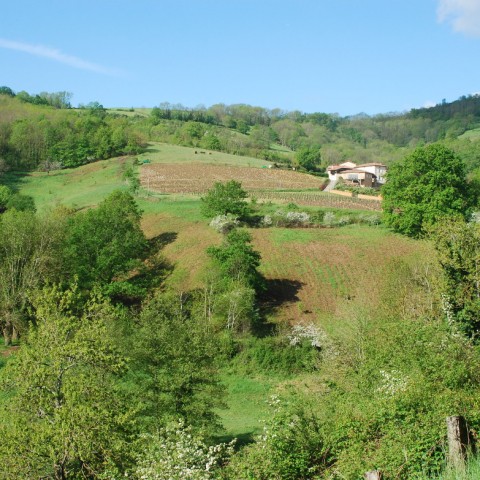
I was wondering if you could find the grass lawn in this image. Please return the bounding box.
[217,372,277,443]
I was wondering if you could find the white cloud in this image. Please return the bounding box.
[437,0,480,37]
[0,38,122,75]
[423,100,437,108]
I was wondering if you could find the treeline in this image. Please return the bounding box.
[0,85,72,109]
[146,96,480,171]
[3,85,480,175]
[0,92,146,170]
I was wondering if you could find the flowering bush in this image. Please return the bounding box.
[134,420,235,480]
[209,214,240,234]
[288,323,327,348]
[269,210,311,227]
[323,211,336,227]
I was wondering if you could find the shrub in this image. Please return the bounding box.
[358,213,382,226]
[134,420,235,480]
[225,394,331,480]
[209,214,240,234]
[323,211,336,227]
[232,336,320,375]
[271,210,311,227]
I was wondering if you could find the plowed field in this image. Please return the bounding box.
[140,163,325,194]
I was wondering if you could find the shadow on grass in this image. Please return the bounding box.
[108,232,178,306]
[1,171,31,192]
[254,278,304,336]
[213,431,256,448]
[147,231,178,253]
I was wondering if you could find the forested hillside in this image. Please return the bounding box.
[2,87,480,176]
[1,87,480,479]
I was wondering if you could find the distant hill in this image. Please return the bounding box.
[2,87,480,175]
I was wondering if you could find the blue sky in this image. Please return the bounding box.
[1,0,479,116]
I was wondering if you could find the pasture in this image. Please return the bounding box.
[137,142,269,168]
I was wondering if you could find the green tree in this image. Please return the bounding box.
[0,209,65,344]
[431,216,480,336]
[64,190,148,289]
[207,229,262,291]
[0,185,12,212]
[0,86,15,97]
[129,292,225,433]
[0,285,132,479]
[382,144,472,237]
[295,146,322,171]
[200,180,251,219]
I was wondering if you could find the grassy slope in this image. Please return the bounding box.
[138,142,270,168]
[5,149,430,441]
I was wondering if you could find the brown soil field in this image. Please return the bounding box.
[141,208,431,333]
[251,227,432,332]
[140,163,326,194]
[140,164,381,210]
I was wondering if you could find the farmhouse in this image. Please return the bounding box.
[327,161,387,187]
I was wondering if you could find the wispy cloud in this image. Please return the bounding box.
[437,0,480,37]
[0,38,122,75]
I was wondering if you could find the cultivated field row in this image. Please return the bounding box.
[254,191,382,211]
[140,163,381,210]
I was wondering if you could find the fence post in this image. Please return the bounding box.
[364,471,382,480]
[446,415,468,470]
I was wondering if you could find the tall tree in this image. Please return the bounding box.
[0,286,132,479]
[0,209,65,344]
[64,190,148,289]
[382,144,472,237]
[200,180,251,220]
[129,291,225,433]
[432,217,480,336]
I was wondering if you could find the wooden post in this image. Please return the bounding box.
[364,471,382,480]
[446,415,468,470]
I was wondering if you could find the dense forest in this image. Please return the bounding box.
[1,87,480,479]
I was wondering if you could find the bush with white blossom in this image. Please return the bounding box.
[134,420,235,480]
[209,214,240,234]
[288,323,328,348]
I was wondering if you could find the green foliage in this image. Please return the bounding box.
[225,393,331,480]
[200,180,251,220]
[0,185,12,211]
[382,144,472,237]
[5,192,36,212]
[232,335,320,375]
[322,318,480,478]
[64,190,148,289]
[0,86,15,97]
[0,209,65,344]
[295,145,322,171]
[0,94,145,170]
[133,420,234,480]
[129,291,225,433]
[207,229,262,291]
[0,285,133,479]
[431,217,480,336]
[122,163,141,194]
